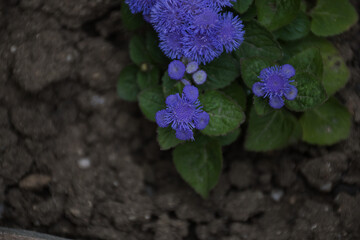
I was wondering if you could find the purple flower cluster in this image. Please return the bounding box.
[168,60,207,85]
[125,0,245,64]
[252,64,298,109]
[156,85,210,140]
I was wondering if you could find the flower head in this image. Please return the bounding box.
[252,64,297,109]
[186,61,199,74]
[168,60,186,80]
[205,0,235,8]
[150,0,186,33]
[148,0,245,65]
[159,31,184,59]
[156,85,210,140]
[182,30,222,64]
[192,70,207,85]
[217,12,245,53]
[125,0,158,15]
[191,8,219,34]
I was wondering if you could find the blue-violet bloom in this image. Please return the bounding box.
[206,0,235,8]
[156,85,210,140]
[125,0,158,15]
[186,61,199,74]
[193,70,207,85]
[252,64,297,109]
[168,60,186,80]
[217,12,245,53]
[182,30,223,64]
[159,31,184,59]
[150,0,185,33]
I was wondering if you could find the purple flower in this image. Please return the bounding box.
[186,61,199,74]
[168,60,186,80]
[182,30,223,64]
[191,8,219,34]
[125,0,158,15]
[182,0,207,15]
[156,85,210,140]
[217,12,245,53]
[159,31,184,59]
[252,64,297,109]
[148,0,244,65]
[205,0,235,8]
[192,70,207,85]
[150,0,185,33]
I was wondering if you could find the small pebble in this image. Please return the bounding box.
[10,45,17,53]
[91,95,105,106]
[66,54,73,62]
[320,182,332,192]
[311,224,318,230]
[78,158,91,169]
[271,189,284,202]
[19,174,51,190]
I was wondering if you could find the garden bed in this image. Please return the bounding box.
[0,1,360,239]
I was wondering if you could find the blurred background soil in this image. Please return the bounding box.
[0,0,359,239]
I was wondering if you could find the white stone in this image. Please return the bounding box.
[78,158,91,169]
[271,189,284,202]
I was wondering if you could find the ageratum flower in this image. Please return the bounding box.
[186,61,199,74]
[252,64,298,109]
[191,8,219,34]
[159,31,184,59]
[182,30,223,64]
[217,12,245,53]
[192,70,207,85]
[125,0,158,15]
[168,60,186,80]
[150,0,185,33]
[156,85,210,140]
[150,0,245,64]
[205,0,235,8]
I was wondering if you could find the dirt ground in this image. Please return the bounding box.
[0,1,359,239]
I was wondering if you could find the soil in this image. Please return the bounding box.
[0,1,360,240]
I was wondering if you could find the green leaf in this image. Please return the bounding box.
[129,35,152,65]
[202,54,240,90]
[253,96,273,116]
[245,108,300,151]
[138,87,165,121]
[117,65,140,102]
[286,72,327,111]
[199,91,245,136]
[162,71,184,96]
[236,20,283,61]
[137,67,160,90]
[157,127,183,150]
[310,0,358,36]
[215,128,241,146]
[283,36,349,95]
[233,0,254,14]
[322,49,350,96]
[256,0,300,31]
[221,82,247,110]
[120,1,144,31]
[288,48,323,77]
[162,71,173,96]
[300,97,351,145]
[173,137,222,198]
[240,2,257,21]
[274,11,311,41]
[146,30,168,66]
[240,57,272,89]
